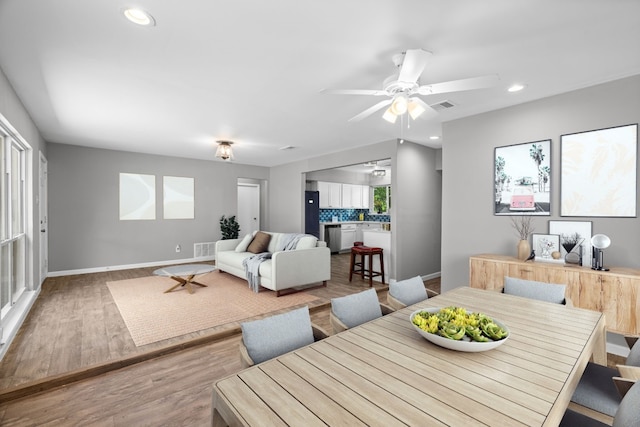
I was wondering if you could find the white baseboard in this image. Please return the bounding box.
[47,256,216,277]
[422,272,441,281]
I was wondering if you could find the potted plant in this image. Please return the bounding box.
[220,215,240,240]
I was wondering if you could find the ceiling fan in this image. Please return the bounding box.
[323,49,499,123]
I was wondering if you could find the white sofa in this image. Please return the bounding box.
[215,232,331,296]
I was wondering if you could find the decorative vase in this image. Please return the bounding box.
[517,239,531,260]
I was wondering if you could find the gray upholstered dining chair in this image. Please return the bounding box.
[330,288,393,334]
[239,305,328,368]
[570,336,640,422]
[502,276,572,306]
[386,275,439,310]
[561,377,640,427]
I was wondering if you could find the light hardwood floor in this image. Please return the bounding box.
[0,255,622,426]
[0,253,440,426]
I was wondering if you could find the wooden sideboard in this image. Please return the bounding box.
[469,254,640,336]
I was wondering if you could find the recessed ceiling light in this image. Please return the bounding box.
[429,135,440,140]
[508,83,526,93]
[123,8,156,26]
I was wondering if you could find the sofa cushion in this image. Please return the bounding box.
[217,250,251,267]
[247,231,271,254]
[235,233,254,252]
[296,235,318,249]
[504,277,566,304]
[389,276,428,306]
[267,232,281,253]
[241,306,314,364]
[331,288,382,328]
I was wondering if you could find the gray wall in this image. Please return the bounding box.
[48,143,268,271]
[441,75,640,291]
[395,141,442,279]
[0,66,46,289]
[269,140,443,280]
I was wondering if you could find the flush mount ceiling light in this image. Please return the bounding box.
[123,8,156,26]
[371,169,386,177]
[215,140,234,161]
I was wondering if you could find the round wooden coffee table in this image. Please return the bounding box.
[153,264,216,294]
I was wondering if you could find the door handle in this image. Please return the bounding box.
[41,229,46,232]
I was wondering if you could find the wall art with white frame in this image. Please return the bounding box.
[119,173,156,220]
[548,220,592,267]
[560,123,637,217]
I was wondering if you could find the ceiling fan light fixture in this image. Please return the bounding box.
[215,140,234,161]
[382,108,398,123]
[407,99,426,120]
[389,94,408,115]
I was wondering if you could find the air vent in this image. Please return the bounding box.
[194,242,216,259]
[431,100,456,111]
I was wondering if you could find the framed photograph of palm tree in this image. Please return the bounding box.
[494,139,551,215]
[560,123,637,217]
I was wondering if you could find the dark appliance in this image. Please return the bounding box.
[304,191,320,238]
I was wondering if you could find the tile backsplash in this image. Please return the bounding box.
[319,208,390,223]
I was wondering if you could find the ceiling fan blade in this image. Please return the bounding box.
[417,74,500,95]
[321,88,388,96]
[348,99,392,122]
[397,49,431,84]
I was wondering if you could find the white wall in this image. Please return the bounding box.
[441,75,640,291]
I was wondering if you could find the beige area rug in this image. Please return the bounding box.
[107,271,322,346]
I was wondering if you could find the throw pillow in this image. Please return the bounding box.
[503,276,566,304]
[247,231,271,254]
[331,288,382,328]
[389,276,428,306]
[241,306,314,364]
[295,235,318,250]
[235,233,254,252]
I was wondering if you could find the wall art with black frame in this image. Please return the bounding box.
[494,139,551,215]
[560,123,637,217]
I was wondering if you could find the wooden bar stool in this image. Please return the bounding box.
[349,246,385,287]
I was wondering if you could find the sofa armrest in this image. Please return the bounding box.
[215,238,242,255]
[270,247,331,289]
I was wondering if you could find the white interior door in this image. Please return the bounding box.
[237,183,260,236]
[39,152,48,286]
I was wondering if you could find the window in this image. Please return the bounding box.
[372,185,391,214]
[1,132,27,320]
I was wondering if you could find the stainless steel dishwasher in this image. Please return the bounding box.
[324,224,341,253]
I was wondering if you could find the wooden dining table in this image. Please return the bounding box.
[211,286,606,426]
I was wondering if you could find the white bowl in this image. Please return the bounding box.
[410,307,509,352]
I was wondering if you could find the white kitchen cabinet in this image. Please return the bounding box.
[340,223,357,250]
[341,184,354,208]
[341,184,369,209]
[318,181,342,208]
[361,185,370,209]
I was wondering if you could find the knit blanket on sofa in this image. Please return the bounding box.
[242,252,272,292]
[242,233,310,292]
